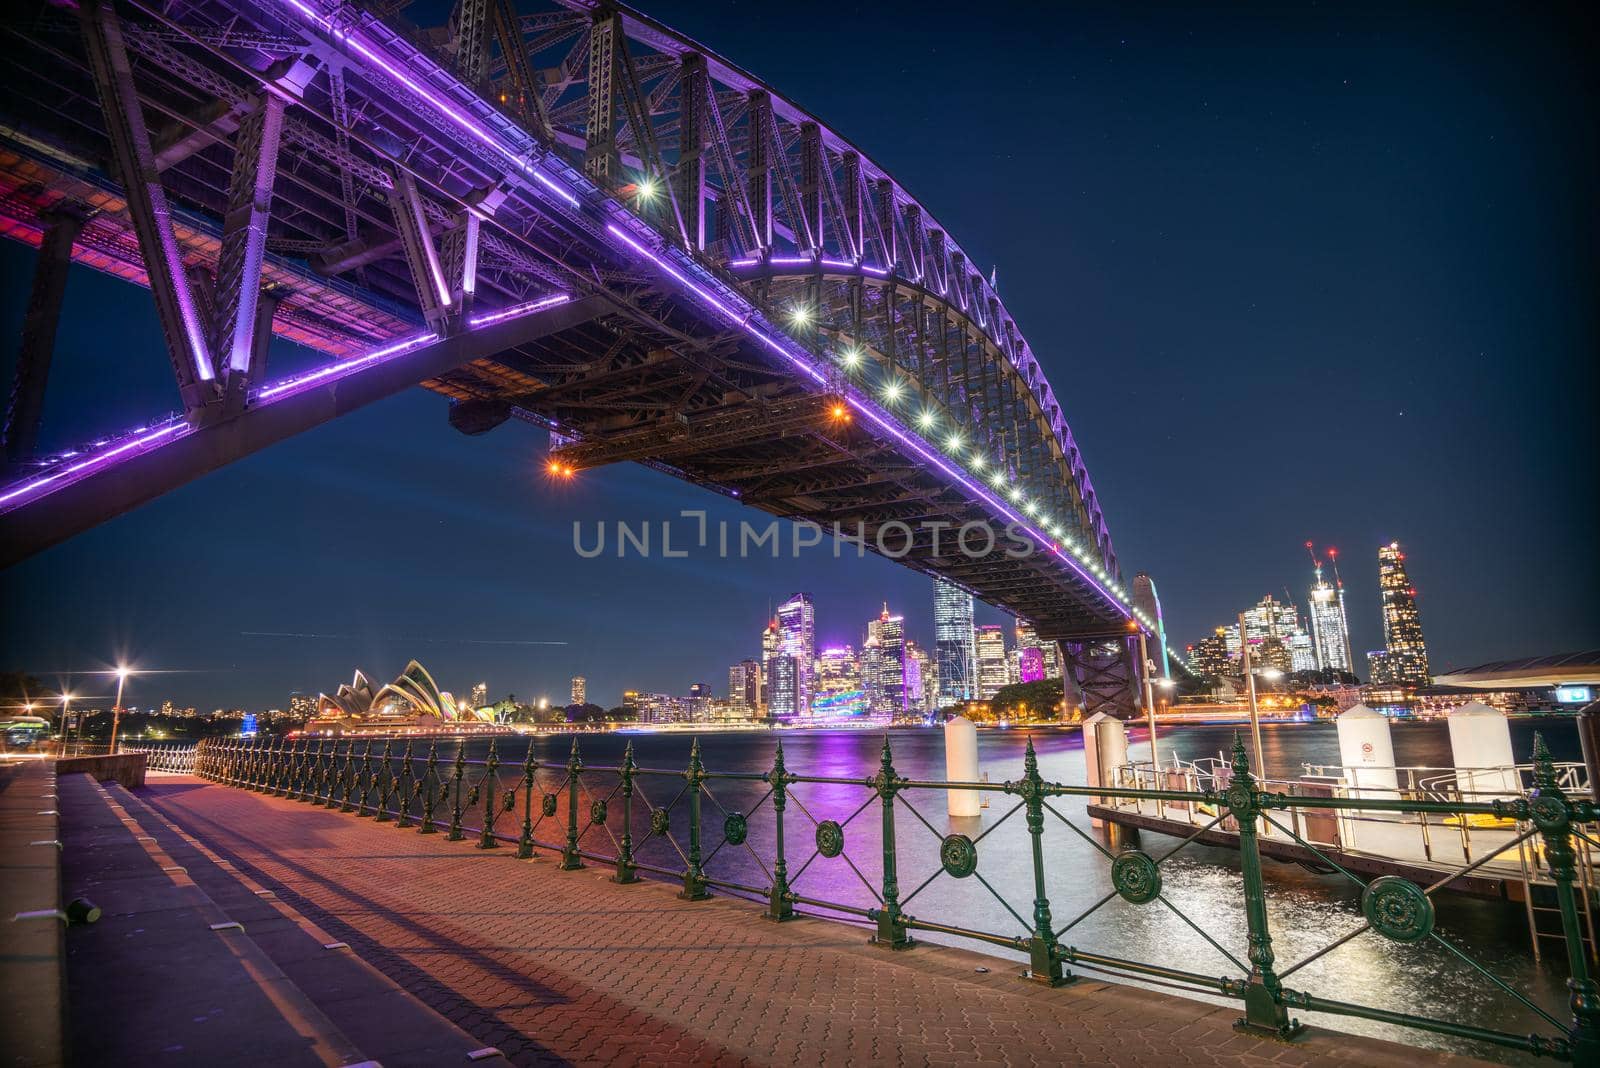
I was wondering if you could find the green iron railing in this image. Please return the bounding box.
[186,731,1599,1061]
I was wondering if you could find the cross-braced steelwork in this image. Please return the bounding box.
[0,0,1187,709]
[189,731,1600,1061]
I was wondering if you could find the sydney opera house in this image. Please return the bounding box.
[303,661,513,737]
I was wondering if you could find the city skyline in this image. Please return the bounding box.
[3,0,1595,708]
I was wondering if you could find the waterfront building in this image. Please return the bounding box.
[904,642,931,716]
[568,677,585,706]
[1013,616,1061,679]
[815,645,867,718]
[933,578,977,706]
[760,617,780,716]
[767,655,799,720]
[867,605,907,715]
[1372,541,1431,687]
[975,624,1009,699]
[287,694,316,721]
[1306,546,1355,673]
[470,682,489,709]
[777,593,816,717]
[1017,647,1045,684]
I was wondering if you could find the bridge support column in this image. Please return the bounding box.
[4,206,86,465]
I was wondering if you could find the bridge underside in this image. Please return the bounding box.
[0,0,1154,710]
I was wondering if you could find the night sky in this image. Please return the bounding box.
[2,1,1595,711]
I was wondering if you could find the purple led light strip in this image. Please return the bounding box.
[608,225,1129,619]
[1,293,571,515]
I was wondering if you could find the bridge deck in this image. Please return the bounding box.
[99,773,1479,1067]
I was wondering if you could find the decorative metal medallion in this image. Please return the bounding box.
[589,799,608,825]
[650,809,670,836]
[1224,783,1253,814]
[724,812,749,845]
[1110,850,1162,904]
[466,786,480,807]
[541,793,558,818]
[1362,876,1434,943]
[502,789,517,812]
[815,820,844,858]
[1528,794,1568,833]
[940,834,978,879]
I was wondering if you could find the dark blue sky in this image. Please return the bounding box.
[3,1,1595,710]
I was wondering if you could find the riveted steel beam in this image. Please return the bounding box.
[78,0,218,413]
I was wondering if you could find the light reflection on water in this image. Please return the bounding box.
[444,720,1582,1063]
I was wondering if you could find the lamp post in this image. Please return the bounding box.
[58,692,75,754]
[109,665,132,754]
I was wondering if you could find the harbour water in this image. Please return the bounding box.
[401,719,1584,1062]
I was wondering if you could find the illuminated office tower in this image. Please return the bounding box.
[904,642,930,716]
[568,677,585,706]
[867,605,906,714]
[933,578,977,706]
[777,593,816,717]
[1012,616,1060,679]
[975,624,1009,699]
[1305,544,1354,673]
[729,659,762,712]
[767,655,799,720]
[1370,541,1430,686]
[1017,647,1045,684]
[1226,594,1314,673]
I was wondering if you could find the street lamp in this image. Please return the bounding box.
[58,692,75,753]
[109,665,133,754]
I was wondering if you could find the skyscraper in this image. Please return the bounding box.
[1370,541,1430,686]
[904,641,931,716]
[767,655,799,720]
[867,604,906,714]
[729,659,762,713]
[1305,543,1354,673]
[568,677,585,706]
[933,578,977,706]
[1226,594,1315,673]
[1012,616,1061,679]
[776,593,816,717]
[975,624,1009,698]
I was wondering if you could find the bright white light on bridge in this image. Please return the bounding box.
[788,304,814,327]
[945,433,963,451]
[882,380,904,403]
[1024,500,1039,516]
[841,347,862,368]
[970,455,985,471]
[916,410,936,430]
[636,177,659,201]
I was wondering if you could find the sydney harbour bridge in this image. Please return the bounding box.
[0,0,1185,716]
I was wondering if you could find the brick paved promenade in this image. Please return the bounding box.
[130,775,1481,1067]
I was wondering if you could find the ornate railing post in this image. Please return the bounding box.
[1226,734,1301,1039]
[314,739,331,802]
[478,740,501,849]
[339,740,362,812]
[518,742,538,859]
[294,739,311,799]
[324,742,345,808]
[354,739,374,815]
[765,741,794,921]
[1021,737,1067,984]
[271,737,288,795]
[262,738,278,793]
[284,739,302,800]
[872,735,911,948]
[374,739,395,821]
[419,742,440,832]
[446,744,467,841]
[613,741,639,883]
[1528,734,1600,1062]
[396,740,416,828]
[560,737,584,869]
[679,739,709,899]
